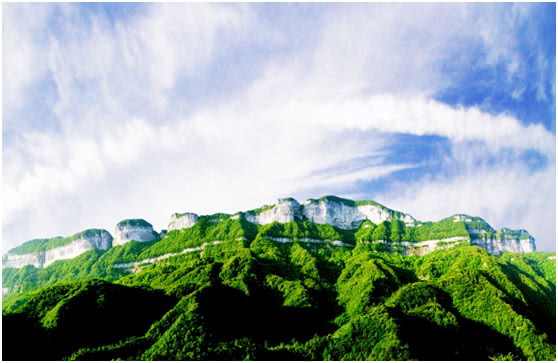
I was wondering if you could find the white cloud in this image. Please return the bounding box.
[269,94,555,156]
[2,3,555,253]
[2,4,52,117]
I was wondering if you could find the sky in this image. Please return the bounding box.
[2,3,556,252]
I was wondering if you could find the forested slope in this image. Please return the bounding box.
[3,239,555,361]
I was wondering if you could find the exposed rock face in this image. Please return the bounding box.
[3,252,43,269]
[168,213,199,231]
[302,198,415,229]
[3,230,112,269]
[244,198,302,224]
[238,197,414,229]
[114,219,158,246]
[166,197,416,231]
[462,220,536,255]
[396,237,469,256]
[43,232,112,267]
[471,234,536,255]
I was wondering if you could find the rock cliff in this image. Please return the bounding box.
[470,229,536,255]
[3,229,112,269]
[301,196,416,228]
[449,215,536,255]
[224,196,416,230]
[243,198,303,224]
[168,213,199,231]
[113,219,159,246]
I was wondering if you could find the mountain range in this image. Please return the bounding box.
[2,196,536,272]
[2,196,554,360]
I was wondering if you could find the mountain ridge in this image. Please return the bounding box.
[3,196,535,271]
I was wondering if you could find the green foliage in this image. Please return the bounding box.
[463,216,494,232]
[7,229,109,255]
[354,220,377,242]
[245,204,275,215]
[410,217,470,241]
[2,221,555,361]
[326,305,410,360]
[372,221,390,241]
[136,217,254,260]
[337,253,402,316]
[353,217,470,244]
[3,279,175,360]
[1,241,163,297]
[116,219,153,228]
[317,195,357,206]
[256,220,356,244]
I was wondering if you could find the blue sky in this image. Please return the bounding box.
[2,3,556,252]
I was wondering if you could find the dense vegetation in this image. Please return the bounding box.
[6,229,109,255]
[3,238,555,361]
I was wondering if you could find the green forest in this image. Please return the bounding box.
[3,235,556,361]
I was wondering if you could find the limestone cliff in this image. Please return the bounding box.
[169,197,415,232]
[243,198,303,224]
[113,219,159,246]
[234,196,415,229]
[467,224,536,255]
[3,229,112,269]
[168,213,199,231]
[301,196,416,228]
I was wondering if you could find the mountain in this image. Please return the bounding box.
[2,196,554,360]
[2,196,535,272]
[3,229,112,269]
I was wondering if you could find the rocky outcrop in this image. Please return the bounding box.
[113,219,159,246]
[167,197,415,231]
[396,237,469,256]
[43,231,112,267]
[302,197,415,229]
[460,219,536,255]
[3,252,44,269]
[3,229,113,269]
[471,233,536,255]
[168,213,199,231]
[238,196,415,230]
[244,198,303,224]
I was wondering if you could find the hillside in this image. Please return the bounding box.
[2,196,553,360]
[3,241,555,360]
